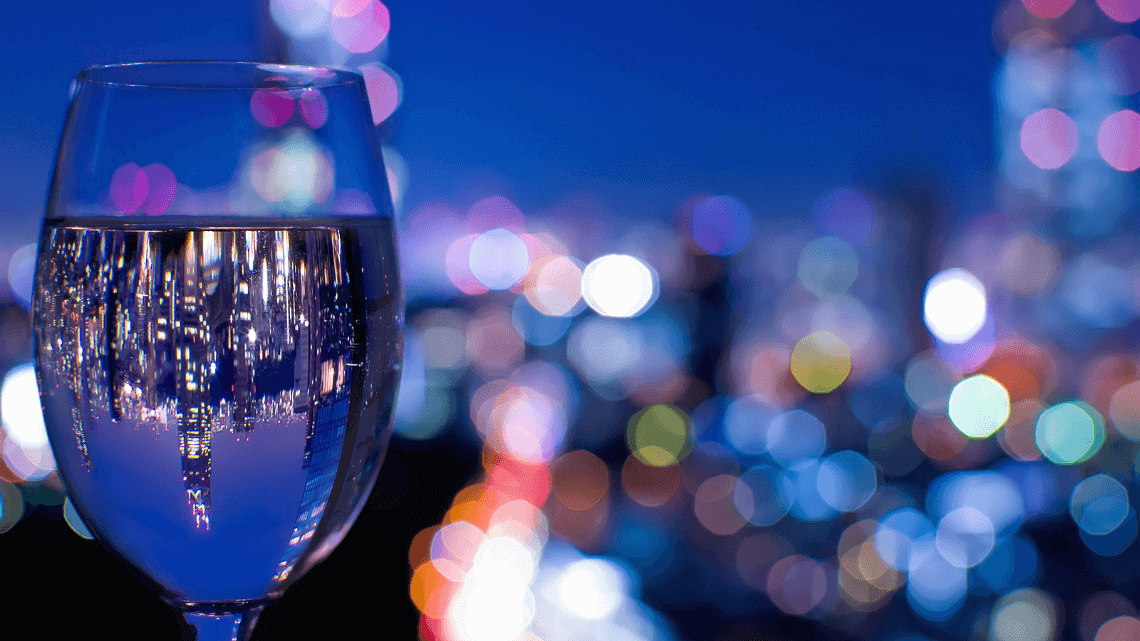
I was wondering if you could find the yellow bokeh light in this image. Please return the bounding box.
[789,331,852,393]
[627,404,691,467]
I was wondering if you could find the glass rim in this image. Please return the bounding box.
[75,61,361,91]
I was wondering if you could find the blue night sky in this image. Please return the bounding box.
[0,1,1000,241]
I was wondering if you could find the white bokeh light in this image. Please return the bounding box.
[2,363,55,481]
[555,558,626,621]
[2,363,48,450]
[923,268,987,344]
[269,0,331,38]
[947,375,1011,438]
[450,536,538,641]
[469,228,531,291]
[581,254,655,318]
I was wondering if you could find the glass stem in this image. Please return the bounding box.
[183,607,263,641]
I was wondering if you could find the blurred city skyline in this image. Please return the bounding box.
[17,3,1140,641]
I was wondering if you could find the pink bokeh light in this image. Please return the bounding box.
[1097,110,1140,171]
[1020,108,1078,170]
[468,195,525,232]
[1097,0,1140,22]
[250,88,295,128]
[142,163,177,215]
[1021,0,1076,18]
[359,64,401,125]
[110,163,149,214]
[331,0,390,54]
[299,90,328,128]
[445,234,490,296]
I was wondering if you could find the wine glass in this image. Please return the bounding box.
[32,62,403,640]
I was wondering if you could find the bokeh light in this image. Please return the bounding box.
[431,520,485,581]
[566,316,641,387]
[359,63,401,124]
[581,254,655,318]
[446,234,491,296]
[1097,110,1140,171]
[927,471,1025,539]
[627,404,690,467]
[789,330,852,393]
[816,451,877,512]
[1098,0,1140,22]
[997,233,1060,295]
[766,555,829,616]
[1080,507,1138,556]
[250,88,294,128]
[905,350,962,412]
[8,243,36,311]
[797,236,859,297]
[142,163,177,215]
[734,465,794,526]
[249,132,335,209]
[621,455,682,507]
[469,228,531,290]
[551,450,610,512]
[989,588,1057,641]
[466,307,526,377]
[948,375,1011,438]
[1022,0,1076,18]
[2,363,54,481]
[524,255,584,317]
[1097,616,1140,641]
[1109,380,1140,441]
[906,534,967,620]
[1035,401,1105,465]
[723,394,779,455]
[110,162,149,214]
[1061,255,1134,328]
[1080,592,1137,641]
[935,506,995,568]
[923,268,987,344]
[270,0,330,38]
[787,458,839,521]
[766,409,827,465]
[1020,108,1078,169]
[555,558,626,621]
[1070,474,1129,535]
[875,508,935,571]
[1098,35,1140,95]
[694,474,747,535]
[331,0,390,54]
[689,195,753,256]
[298,89,328,128]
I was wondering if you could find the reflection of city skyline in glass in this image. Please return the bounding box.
[34,217,401,603]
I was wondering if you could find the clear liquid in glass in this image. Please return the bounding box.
[33,216,402,607]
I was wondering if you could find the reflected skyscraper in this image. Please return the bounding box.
[276,229,356,581]
[174,233,215,530]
